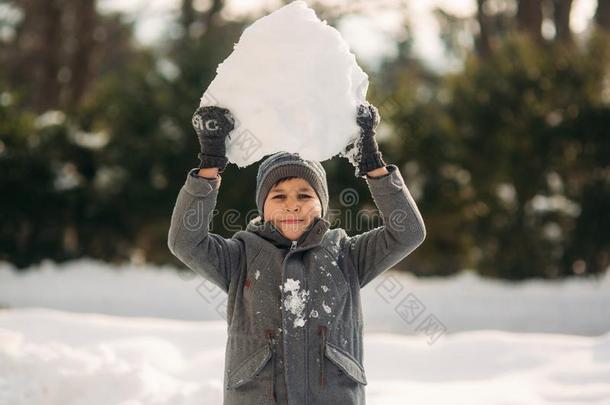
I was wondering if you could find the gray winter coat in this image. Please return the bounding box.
[167,163,426,405]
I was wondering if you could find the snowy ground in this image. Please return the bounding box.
[1,259,609,405]
[2,259,608,335]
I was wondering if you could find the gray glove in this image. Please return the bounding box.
[354,102,386,177]
[191,105,235,172]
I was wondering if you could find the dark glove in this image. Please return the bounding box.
[354,102,386,177]
[191,105,235,172]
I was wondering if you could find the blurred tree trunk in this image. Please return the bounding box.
[32,0,62,111]
[65,0,97,108]
[553,0,573,44]
[476,0,493,57]
[517,0,543,43]
[205,0,224,28]
[7,0,98,111]
[596,0,610,31]
[179,0,224,39]
[181,0,195,30]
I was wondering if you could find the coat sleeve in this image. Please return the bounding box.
[167,168,244,293]
[343,164,426,288]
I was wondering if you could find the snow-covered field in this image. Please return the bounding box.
[1,259,609,405]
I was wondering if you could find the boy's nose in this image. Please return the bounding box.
[284,201,300,212]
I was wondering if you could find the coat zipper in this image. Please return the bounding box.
[304,260,309,405]
[274,244,296,403]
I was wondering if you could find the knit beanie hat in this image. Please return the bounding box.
[256,152,329,219]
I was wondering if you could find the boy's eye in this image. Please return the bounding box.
[272,194,311,199]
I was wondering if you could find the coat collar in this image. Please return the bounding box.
[246,215,331,250]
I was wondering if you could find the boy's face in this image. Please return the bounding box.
[263,177,322,241]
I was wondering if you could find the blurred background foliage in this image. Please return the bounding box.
[0,0,609,279]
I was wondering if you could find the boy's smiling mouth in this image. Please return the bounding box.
[279,219,304,224]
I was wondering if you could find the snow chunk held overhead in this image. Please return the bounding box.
[199,0,368,167]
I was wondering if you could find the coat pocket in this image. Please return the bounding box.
[226,344,272,390]
[324,342,368,385]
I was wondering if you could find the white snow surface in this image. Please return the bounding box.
[1,259,610,404]
[1,259,609,335]
[1,309,610,405]
[199,0,367,167]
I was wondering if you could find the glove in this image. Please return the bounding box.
[191,105,235,172]
[354,102,386,177]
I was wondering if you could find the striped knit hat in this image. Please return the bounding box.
[256,152,329,219]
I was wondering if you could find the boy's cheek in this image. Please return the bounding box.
[262,205,279,221]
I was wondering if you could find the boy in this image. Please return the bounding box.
[168,102,426,405]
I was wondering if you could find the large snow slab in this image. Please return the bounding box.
[1,308,609,405]
[199,0,368,167]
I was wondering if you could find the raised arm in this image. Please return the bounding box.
[167,105,243,293]
[342,102,426,288]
